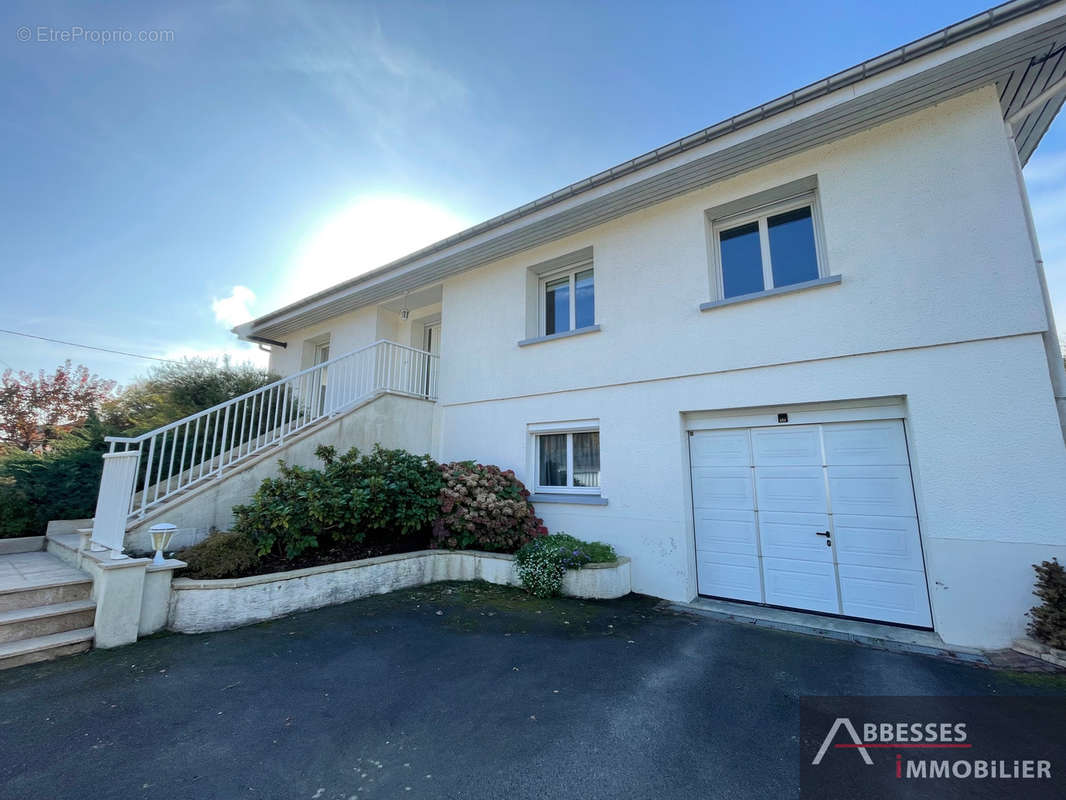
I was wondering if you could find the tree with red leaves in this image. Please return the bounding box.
[0,361,116,453]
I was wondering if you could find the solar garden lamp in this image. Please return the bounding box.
[148,523,177,565]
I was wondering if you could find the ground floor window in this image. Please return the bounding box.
[536,430,600,493]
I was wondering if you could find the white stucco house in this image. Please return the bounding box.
[88,0,1066,652]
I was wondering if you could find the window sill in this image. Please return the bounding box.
[699,274,841,312]
[517,324,601,348]
[528,493,608,506]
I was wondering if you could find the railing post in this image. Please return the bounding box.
[139,437,155,518]
[218,404,231,477]
[92,450,140,558]
[279,382,290,444]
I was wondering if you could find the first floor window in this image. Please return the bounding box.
[543,266,594,335]
[714,194,822,300]
[537,430,600,492]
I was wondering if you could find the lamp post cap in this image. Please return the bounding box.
[148,523,178,533]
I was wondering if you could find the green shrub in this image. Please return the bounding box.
[544,533,618,565]
[0,474,34,538]
[432,462,546,552]
[232,445,443,560]
[177,531,261,579]
[513,533,618,598]
[1028,558,1066,649]
[0,420,113,538]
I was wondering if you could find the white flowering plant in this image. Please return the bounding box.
[513,533,617,598]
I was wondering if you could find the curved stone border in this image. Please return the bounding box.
[168,549,631,634]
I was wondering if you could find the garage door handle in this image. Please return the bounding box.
[815,530,831,537]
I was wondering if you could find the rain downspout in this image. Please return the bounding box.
[1004,75,1066,444]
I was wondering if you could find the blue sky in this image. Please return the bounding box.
[2,0,1065,385]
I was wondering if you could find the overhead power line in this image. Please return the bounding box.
[0,328,183,364]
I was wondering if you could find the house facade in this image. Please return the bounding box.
[226,1,1066,650]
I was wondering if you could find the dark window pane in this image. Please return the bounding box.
[538,434,567,487]
[575,269,594,329]
[572,431,599,488]
[719,221,764,298]
[545,277,570,335]
[768,206,818,288]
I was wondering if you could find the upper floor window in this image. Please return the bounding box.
[543,265,594,336]
[707,178,829,304]
[519,246,600,346]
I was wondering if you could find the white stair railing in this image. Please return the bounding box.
[101,339,439,525]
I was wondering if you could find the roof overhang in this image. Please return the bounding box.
[239,0,1066,343]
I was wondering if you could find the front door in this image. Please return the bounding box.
[690,420,932,627]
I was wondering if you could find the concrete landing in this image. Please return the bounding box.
[672,597,991,664]
[0,551,91,596]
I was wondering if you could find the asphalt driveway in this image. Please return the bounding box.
[2,582,1064,800]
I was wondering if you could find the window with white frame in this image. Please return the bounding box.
[711,191,825,300]
[533,426,600,494]
[541,263,594,336]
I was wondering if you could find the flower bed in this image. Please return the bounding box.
[168,550,631,633]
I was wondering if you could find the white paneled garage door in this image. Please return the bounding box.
[690,419,932,627]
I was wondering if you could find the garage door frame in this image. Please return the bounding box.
[683,397,934,630]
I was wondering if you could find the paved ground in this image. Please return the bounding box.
[2,582,1064,800]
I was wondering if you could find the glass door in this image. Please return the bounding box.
[422,323,440,397]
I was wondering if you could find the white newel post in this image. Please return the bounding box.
[92,450,140,558]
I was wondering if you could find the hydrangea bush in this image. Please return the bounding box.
[431,461,546,552]
[232,444,443,559]
[513,533,618,598]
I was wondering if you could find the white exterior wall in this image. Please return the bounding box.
[264,87,1066,649]
[266,305,379,376]
[440,334,1066,648]
[437,87,1047,404]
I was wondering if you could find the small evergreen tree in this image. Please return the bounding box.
[1028,558,1066,649]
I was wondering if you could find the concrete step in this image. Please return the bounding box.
[0,577,92,613]
[0,599,96,644]
[0,627,94,670]
[0,551,94,612]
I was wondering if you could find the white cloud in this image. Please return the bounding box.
[275,7,469,150]
[212,285,256,328]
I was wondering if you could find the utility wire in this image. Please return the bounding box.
[0,328,183,364]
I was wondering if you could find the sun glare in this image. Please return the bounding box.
[280,195,470,306]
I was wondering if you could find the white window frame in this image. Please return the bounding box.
[539,259,594,337]
[710,191,827,301]
[528,419,601,496]
[313,340,331,365]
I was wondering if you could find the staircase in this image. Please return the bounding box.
[0,551,95,670]
[90,339,440,557]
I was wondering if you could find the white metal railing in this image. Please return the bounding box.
[99,339,439,526]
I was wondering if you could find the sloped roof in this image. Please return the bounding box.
[240,0,1066,343]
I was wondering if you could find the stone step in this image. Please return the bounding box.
[0,627,94,670]
[0,577,92,613]
[0,600,96,644]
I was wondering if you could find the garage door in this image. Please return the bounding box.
[690,420,932,627]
